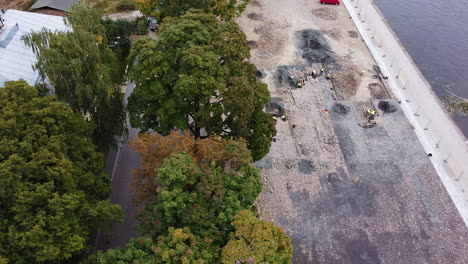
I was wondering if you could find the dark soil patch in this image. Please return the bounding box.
[265,101,285,117]
[378,101,397,113]
[348,31,359,38]
[368,83,390,99]
[298,159,315,174]
[247,12,263,20]
[299,30,335,65]
[332,103,350,115]
[277,65,306,87]
[256,69,267,78]
[247,40,258,48]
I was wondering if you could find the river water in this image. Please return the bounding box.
[374,0,468,137]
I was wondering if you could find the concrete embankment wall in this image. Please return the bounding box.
[342,0,468,225]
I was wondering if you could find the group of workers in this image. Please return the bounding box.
[297,66,331,88]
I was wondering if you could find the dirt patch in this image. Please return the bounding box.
[277,65,307,87]
[250,0,262,8]
[247,40,258,48]
[299,29,335,65]
[332,59,361,99]
[368,83,390,99]
[247,12,264,21]
[265,101,286,117]
[332,103,350,115]
[298,159,315,174]
[348,31,359,38]
[311,8,339,20]
[254,22,287,59]
[326,28,343,41]
[378,101,397,113]
[256,69,267,78]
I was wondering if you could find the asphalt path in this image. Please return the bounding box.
[94,82,141,252]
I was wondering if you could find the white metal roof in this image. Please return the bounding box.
[0,10,68,87]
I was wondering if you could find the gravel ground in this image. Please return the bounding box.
[239,0,468,263]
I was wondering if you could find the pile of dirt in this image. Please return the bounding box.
[332,103,350,115]
[299,30,335,65]
[368,83,390,99]
[250,0,262,8]
[327,28,343,41]
[247,40,258,48]
[311,8,339,20]
[332,59,361,98]
[265,101,286,117]
[277,65,306,87]
[254,23,287,59]
[378,101,397,113]
[348,31,359,38]
[247,12,264,21]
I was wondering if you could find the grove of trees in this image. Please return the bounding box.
[127,10,275,161]
[23,4,128,152]
[0,1,292,263]
[136,0,250,20]
[0,81,122,263]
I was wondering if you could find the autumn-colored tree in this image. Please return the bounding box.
[130,131,255,204]
[128,11,275,161]
[154,227,218,263]
[221,210,293,264]
[136,0,249,20]
[0,81,122,263]
[134,147,261,243]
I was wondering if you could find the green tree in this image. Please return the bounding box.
[128,11,275,160]
[23,4,127,151]
[221,210,293,264]
[154,227,218,263]
[137,151,262,243]
[86,237,155,264]
[137,0,249,20]
[0,81,122,263]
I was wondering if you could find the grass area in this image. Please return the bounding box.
[88,0,136,15]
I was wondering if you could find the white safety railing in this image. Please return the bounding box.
[342,0,468,225]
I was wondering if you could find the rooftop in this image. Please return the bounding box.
[0,10,68,88]
[31,0,80,12]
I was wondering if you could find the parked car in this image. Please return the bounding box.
[149,17,158,32]
[320,0,340,5]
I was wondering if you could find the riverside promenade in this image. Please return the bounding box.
[342,0,468,225]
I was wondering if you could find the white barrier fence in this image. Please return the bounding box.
[342,0,468,225]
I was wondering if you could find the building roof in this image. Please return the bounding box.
[31,0,80,12]
[0,10,68,88]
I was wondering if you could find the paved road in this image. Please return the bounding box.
[94,82,141,252]
[94,31,158,253]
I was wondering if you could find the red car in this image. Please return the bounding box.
[320,0,340,5]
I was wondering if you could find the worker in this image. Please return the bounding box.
[320,66,325,75]
[301,78,305,86]
[312,70,317,78]
[326,73,332,80]
[366,109,377,120]
[272,116,277,122]
[297,81,303,88]
[360,70,366,76]
[281,115,287,121]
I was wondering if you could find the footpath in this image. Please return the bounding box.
[342,0,468,225]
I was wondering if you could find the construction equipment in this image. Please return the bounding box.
[359,109,378,128]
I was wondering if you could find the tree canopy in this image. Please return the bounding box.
[136,0,249,20]
[85,237,155,264]
[135,146,262,242]
[0,80,122,263]
[128,11,275,161]
[23,4,127,151]
[221,210,293,264]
